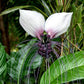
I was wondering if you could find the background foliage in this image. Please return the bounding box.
[0,0,84,84]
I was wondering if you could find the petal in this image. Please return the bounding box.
[45,12,73,38]
[19,9,45,40]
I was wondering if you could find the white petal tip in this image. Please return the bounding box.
[67,12,73,16]
[19,9,25,14]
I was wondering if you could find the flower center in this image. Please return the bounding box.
[38,34,52,58]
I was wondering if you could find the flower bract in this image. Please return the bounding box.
[19,9,73,39]
[19,9,73,58]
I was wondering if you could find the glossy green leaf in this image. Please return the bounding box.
[0,43,7,79]
[0,5,48,17]
[40,51,84,84]
[0,6,29,16]
[7,39,39,82]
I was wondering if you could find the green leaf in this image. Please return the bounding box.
[7,39,42,84]
[77,23,83,44]
[72,4,83,26]
[31,55,43,69]
[41,0,51,15]
[23,77,35,84]
[7,39,36,79]
[0,43,7,79]
[66,0,72,11]
[0,80,4,84]
[40,51,84,84]
[0,5,48,17]
[55,0,63,12]
[0,6,29,16]
[76,4,83,23]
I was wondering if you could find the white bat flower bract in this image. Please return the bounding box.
[19,10,45,40]
[45,12,73,38]
[19,9,73,39]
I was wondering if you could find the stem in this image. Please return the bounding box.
[61,34,64,56]
[17,79,19,84]
[73,27,77,51]
[62,0,65,11]
[66,38,81,51]
[38,58,45,84]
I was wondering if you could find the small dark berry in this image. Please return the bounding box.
[47,43,51,47]
[38,51,42,55]
[41,44,45,48]
[39,48,43,51]
[48,47,51,49]
[38,43,41,47]
[47,50,52,54]
[42,53,46,56]
[43,47,47,52]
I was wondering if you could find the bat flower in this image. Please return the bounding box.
[19,9,73,58]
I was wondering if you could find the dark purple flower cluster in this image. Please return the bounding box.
[38,34,52,58]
